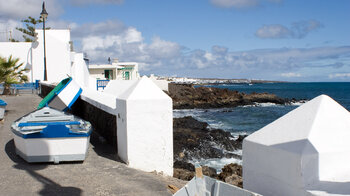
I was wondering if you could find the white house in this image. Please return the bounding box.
[243,94,350,196]
[0,29,95,87]
[89,58,139,80]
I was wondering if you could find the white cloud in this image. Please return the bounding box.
[0,0,62,20]
[329,73,350,79]
[255,24,290,39]
[256,20,323,39]
[281,72,302,77]
[75,19,349,78]
[210,0,281,8]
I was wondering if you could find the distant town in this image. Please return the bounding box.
[151,75,285,85]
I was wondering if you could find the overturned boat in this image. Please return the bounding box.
[11,107,92,164]
[38,77,82,111]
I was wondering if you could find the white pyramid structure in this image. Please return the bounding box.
[114,76,173,176]
[243,95,350,196]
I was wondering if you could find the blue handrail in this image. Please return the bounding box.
[96,80,110,90]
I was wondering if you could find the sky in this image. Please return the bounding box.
[0,0,350,82]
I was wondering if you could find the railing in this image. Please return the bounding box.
[96,80,110,91]
[0,80,40,94]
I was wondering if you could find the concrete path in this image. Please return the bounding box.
[0,94,185,196]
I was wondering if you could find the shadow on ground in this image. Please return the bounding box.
[5,139,83,196]
[89,131,124,163]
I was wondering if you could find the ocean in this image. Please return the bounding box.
[173,82,350,171]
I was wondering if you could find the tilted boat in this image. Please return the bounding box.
[174,167,261,196]
[11,107,92,163]
[38,77,82,111]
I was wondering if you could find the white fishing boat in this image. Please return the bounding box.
[0,99,7,120]
[38,77,82,111]
[174,167,261,196]
[11,107,92,163]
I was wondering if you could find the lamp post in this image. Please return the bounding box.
[40,2,48,81]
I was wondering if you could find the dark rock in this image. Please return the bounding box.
[202,166,218,178]
[218,163,242,180]
[237,135,248,143]
[217,163,243,188]
[168,83,289,109]
[174,160,195,172]
[225,174,243,188]
[173,117,242,162]
[173,168,194,181]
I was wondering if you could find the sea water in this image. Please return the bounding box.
[173,82,350,171]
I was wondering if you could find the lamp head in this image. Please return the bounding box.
[40,2,48,19]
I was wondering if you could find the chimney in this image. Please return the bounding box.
[113,58,119,64]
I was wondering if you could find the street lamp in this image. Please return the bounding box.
[40,1,48,81]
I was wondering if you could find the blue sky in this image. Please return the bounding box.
[1,0,350,81]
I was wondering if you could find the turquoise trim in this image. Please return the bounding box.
[56,77,72,95]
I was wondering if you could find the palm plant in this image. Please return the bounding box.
[0,55,28,95]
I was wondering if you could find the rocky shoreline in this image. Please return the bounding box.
[168,83,289,109]
[173,116,245,187]
[170,84,305,187]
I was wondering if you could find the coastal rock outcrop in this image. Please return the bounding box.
[168,83,288,109]
[173,117,244,187]
[173,116,241,162]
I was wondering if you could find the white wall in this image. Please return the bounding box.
[32,29,71,83]
[0,29,72,83]
[89,69,107,80]
[70,52,96,90]
[0,42,33,81]
[108,77,173,176]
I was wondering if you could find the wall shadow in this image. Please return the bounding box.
[5,139,82,196]
[89,131,124,163]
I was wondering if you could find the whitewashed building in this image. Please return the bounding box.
[243,94,350,196]
[88,59,139,80]
[0,29,96,89]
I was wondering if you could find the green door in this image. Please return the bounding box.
[124,71,130,80]
[104,70,113,79]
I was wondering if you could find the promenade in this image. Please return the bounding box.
[0,94,184,196]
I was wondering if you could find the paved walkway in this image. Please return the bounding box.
[0,94,185,196]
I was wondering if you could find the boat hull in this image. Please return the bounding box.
[11,107,92,163]
[13,134,90,163]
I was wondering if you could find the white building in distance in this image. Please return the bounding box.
[88,58,139,80]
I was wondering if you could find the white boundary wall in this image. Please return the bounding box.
[79,77,173,176]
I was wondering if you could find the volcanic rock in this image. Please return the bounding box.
[168,83,288,109]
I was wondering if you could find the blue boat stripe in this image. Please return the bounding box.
[18,121,81,127]
[67,88,83,109]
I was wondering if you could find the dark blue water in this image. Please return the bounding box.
[174,82,350,136]
[173,82,350,169]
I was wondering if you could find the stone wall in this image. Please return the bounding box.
[40,83,118,151]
